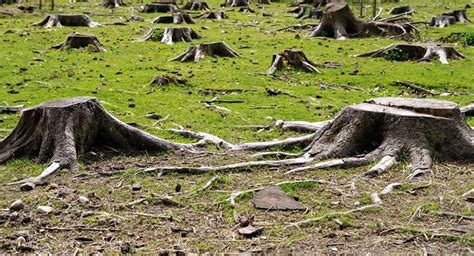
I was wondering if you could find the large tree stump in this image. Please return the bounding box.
[138,27,200,44]
[153,12,194,24]
[356,44,465,64]
[309,3,417,40]
[141,3,179,13]
[183,0,210,10]
[170,41,239,62]
[221,0,248,7]
[194,10,227,20]
[293,97,474,177]
[33,14,99,28]
[52,33,106,52]
[267,49,320,75]
[0,97,189,171]
[442,9,471,23]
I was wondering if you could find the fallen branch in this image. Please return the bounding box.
[393,81,436,96]
[191,175,220,195]
[370,183,402,204]
[129,212,173,221]
[43,226,120,232]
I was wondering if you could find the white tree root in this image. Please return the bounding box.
[363,155,397,177]
[8,162,61,190]
[226,179,334,208]
[286,204,381,229]
[370,182,402,204]
[191,175,220,195]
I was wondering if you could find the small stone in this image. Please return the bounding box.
[174,184,181,193]
[9,200,25,212]
[238,225,263,238]
[37,206,53,214]
[78,196,89,204]
[132,182,141,191]
[16,236,26,246]
[20,182,35,191]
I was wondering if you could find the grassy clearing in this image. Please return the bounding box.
[0,0,473,253]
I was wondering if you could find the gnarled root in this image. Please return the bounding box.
[8,162,61,190]
[0,97,191,172]
[33,14,100,28]
[356,43,465,64]
[170,41,240,62]
[52,33,106,52]
[268,49,321,75]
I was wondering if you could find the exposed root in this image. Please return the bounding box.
[191,175,220,195]
[286,157,371,174]
[251,151,301,159]
[356,43,465,64]
[286,204,381,229]
[363,155,397,177]
[370,182,402,204]
[268,49,321,75]
[7,162,61,190]
[170,41,240,62]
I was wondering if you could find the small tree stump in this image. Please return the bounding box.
[388,5,413,15]
[442,9,471,23]
[182,0,210,10]
[428,15,456,28]
[221,0,248,7]
[309,3,417,40]
[149,75,186,86]
[153,12,194,24]
[138,27,200,44]
[102,0,125,8]
[170,41,239,62]
[33,14,99,28]
[141,3,179,13]
[0,97,188,170]
[299,97,473,177]
[194,10,227,20]
[52,33,106,52]
[356,44,465,64]
[267,49,320,75]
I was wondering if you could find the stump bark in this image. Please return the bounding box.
[170,41,240,62]
[388,5,413,15]
[442,9,470,23]
[309,3,417,40]
[141,3,179,13]
[183,0,210,10]
[298,97,473,176]
[194,10,227,20]
[0,97,189,171]
[52,33,106,52]
[267,49,320,75]
[153,12,194,24]
[356,44,465,64]
[138,27,200,44]
[33,14,99,28]
[221,0,248,7]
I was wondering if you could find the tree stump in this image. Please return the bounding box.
[267,49,320,75]
[309,3,417,40]
[33,14,99,28]
[0,97,188,170]
[388,5,413,15]
[170,41,240,62]
[442,9,470,23]
[102,0,125,8]
[356,44,465,64]
[149,75,186,86]
[194,10,227,20]
[52,33,106,52]
[183,0,210,10]
[297,97,473,177]
[428,15,456,28]
[138,27,200,44]
[153,12,194,24]
[141,3,179,13]
[221,0,248,7]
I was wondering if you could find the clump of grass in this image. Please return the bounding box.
[383,48,410,61]
[443,32,474,46]
[149,28,164,42]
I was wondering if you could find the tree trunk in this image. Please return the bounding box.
[309,3,417,40]
[153,12,194,24]
[0,97,189,170]
[33,14,100,28]
[170,41,240,62]
[267,49,320,75]
[356,43,465,64]
[52,33,106,52]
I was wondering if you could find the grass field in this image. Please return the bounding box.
[0,0,473,253]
